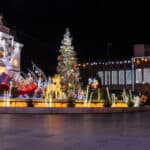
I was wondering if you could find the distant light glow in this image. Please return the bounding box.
[0,66,6,74]
[13,59,18,67]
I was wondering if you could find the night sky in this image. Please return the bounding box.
[0,0,150,75]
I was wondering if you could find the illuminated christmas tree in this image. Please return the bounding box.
[57,28,81,98]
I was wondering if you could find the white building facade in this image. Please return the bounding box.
[0,16,23,76]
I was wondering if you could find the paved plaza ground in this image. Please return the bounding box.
[0,112,150,150]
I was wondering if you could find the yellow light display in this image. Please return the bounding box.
[91,80,99,89]
[68,83,72,87]
[83,64,86,68]
[61,76,64,79]
[0,67,6,74]
[0,51,5,58]
[70,69,74,72]
[13,59,18,67]
[136,59,140,64]
[144,58,148,62]
[141,57,144,61]
[111,102,128,107]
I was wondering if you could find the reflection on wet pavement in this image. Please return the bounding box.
[0,112,150,150]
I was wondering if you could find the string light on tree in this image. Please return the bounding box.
[56,28,81,97]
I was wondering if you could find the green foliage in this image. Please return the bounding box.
[101,90,108,100]
[103,99,112,107]
[127,99,134,107]
[100,89,111,107]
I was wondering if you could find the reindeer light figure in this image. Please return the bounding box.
[52,74,62,99]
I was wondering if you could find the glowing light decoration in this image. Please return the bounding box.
[141,57,144,61]
[91,79,99,89]
[0,50,4,58]
[145,58,148,62]
[13,59,18,67]
[0,66,6,74]
[136,59,140,64]
[0,16,23,77]
[56,28,81,97]
[83,64,86,68]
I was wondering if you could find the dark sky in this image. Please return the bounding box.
[1,0,150,75]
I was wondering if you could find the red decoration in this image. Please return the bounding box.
[18,82,37,95]
[76,84,80,89]
[70,74,74,79]
[57,56,62,61]
[63,68,67,72]
[63,84,67,89]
